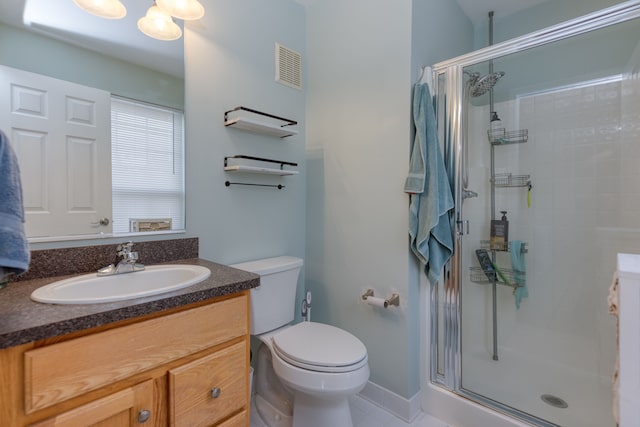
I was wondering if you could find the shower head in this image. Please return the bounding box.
[468,71,505,97]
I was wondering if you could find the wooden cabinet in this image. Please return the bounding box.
[0,292,251,427]
[29,380,156,427]
[169,341,247,427]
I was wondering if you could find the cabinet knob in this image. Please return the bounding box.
[210,387,221,399]
[138,409,151,423]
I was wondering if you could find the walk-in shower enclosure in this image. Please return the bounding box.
[429,2,640,426]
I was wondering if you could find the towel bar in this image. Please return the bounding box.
[225,181,284,190]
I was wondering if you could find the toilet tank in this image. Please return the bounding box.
[230,256,303,335]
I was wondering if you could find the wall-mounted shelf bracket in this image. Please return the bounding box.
[224,155,299,176]
[224,106,298,138]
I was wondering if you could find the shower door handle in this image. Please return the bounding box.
[456,220,470,235]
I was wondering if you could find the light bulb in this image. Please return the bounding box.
[73,0,127,19]
[157,0,205,20]
[137,5,182,41]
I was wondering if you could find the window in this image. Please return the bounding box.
[110,97,185,234]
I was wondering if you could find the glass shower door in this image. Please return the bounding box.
[432,5,640,426]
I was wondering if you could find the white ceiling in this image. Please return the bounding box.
[0,0,184,77]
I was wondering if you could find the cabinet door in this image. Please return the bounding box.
[29,380,156,427]
[216,409,248,427]
[169,341,248,427]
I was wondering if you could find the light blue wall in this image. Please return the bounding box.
[0,22,184,110]
[409,0,474,396]
[473,0,626,49]
[412,0,474,78]
[183,1,306,272]
[305,0,414,398]
[305,0,472,399]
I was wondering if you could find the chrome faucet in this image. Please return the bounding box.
[97,241,145,276]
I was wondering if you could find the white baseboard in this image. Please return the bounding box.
[358,381,422,423]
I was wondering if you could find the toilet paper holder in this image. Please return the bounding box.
[361,289,400,308]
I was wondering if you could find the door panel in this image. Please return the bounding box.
[0,65,112,237]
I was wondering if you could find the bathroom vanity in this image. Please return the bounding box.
[0,257,259,427]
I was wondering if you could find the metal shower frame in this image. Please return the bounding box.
[427,2,640,426]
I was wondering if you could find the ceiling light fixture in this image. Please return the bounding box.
[137,4,182,41]
[156,0,205,21]
[72,0,127,19]
[73,0,205,41]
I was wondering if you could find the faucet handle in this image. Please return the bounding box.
[117,241,133,251]
[117,241,135,258]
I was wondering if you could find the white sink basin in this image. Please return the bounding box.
[30,264,211,305]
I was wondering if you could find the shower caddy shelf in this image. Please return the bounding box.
[487,128,528,145]
[469,241,528,287]
[493,173,531,188]
[224,106,298,138]
[471,125,531,273]
[469,123,532,328]
[469,267,525,289]
[479,240,527,253]
[470,122,531,361]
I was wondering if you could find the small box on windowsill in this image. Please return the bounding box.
[129,218,172,233]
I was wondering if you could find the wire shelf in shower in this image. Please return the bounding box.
[480,240,528,253]
[492,173,531,188]
[487,128,528,145]
[469,267,525,289]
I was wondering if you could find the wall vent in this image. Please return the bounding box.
[275,43,302,90]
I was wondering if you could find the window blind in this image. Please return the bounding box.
[111,96,185,234]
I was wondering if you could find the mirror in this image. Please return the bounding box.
[0,0,186,242]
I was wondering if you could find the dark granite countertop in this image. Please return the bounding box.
[0,258,259,349]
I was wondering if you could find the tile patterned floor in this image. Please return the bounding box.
[250,394,450,427]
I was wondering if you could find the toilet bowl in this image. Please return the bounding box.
[231,256,369,427]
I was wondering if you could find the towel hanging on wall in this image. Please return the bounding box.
[404,82,454,284]
[0,130,30,282]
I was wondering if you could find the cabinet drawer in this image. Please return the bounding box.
[25,294,248,413]
[217,409,248,427]
[169,341,248,427]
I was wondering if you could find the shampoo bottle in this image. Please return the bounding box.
[490,211,509,250]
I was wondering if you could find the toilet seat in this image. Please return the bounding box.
[271,322,368,373]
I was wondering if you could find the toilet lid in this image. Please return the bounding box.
[272,322,368,373]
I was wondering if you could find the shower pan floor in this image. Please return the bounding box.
[461,348,614,427]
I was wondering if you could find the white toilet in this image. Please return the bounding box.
[231,256,369,427]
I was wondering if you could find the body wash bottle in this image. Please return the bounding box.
[490,211,509,250]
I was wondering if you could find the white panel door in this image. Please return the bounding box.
[0,65,112,238]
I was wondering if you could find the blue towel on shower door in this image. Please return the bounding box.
[510,240,527,309]
[405,83,454,284]
[0,130,30,279]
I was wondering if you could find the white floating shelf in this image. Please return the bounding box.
[224,117,298,138]
[224,165,299,176]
